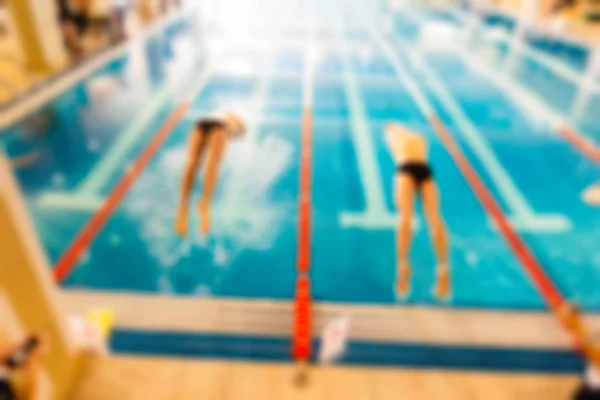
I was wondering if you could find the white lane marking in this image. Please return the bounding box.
[336,13,420,230]
[78,84,174,196]
[36,193,104,211]
[357,4,571,233]
[570,49,600,121]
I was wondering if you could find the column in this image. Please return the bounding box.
[0,154,80,400]
[7,0,68,71]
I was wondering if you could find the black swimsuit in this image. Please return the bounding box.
[196,118,225,137]
[397,162,433,192]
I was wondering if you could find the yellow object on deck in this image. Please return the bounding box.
[85,308,115,340]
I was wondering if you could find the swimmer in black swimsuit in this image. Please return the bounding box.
[397,162,433,194]
[386,123,450,300]
[175,113,246,237]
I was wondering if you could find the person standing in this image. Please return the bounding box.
[111,0,129,42]
[58,0,93,61]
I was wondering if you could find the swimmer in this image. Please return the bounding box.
[385,123,450,300]
[175,113,246,237]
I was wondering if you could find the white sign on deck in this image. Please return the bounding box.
[318,316,352,364]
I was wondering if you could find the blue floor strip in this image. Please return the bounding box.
[111,329,583,374]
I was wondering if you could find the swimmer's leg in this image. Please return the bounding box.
[395,174,416,298]
[421,180,450,300]
[198,134,227,234]
[175,128,206,237]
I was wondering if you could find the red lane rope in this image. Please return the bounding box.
[428,115,565,310]
[293,107,313,361]
[557,125,600,164]
[53,101,191,282]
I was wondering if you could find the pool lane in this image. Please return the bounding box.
[3,1,597,311]
[62,48,302,299]
[388,11,600,309]
[310,6,543,309]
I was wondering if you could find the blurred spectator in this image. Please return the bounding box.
[111,0,130,42]
[549,0,576,14]
[0,336,46,400]
[58,0,93,61]
[59,0,125,61]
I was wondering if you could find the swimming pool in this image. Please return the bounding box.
[2,0,599,312]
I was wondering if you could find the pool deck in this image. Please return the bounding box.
[60,290,600,350]
[71,356,580,400]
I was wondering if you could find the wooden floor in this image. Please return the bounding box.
[71,356,580,400]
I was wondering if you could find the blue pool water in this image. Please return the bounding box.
[2,2,599,310]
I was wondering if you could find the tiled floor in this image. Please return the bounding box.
[71,356,581,400]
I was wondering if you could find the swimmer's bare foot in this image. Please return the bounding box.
[396,264,411,298]
[175,207,188,237]
[435,266,451,300]
[198,201,211,234]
